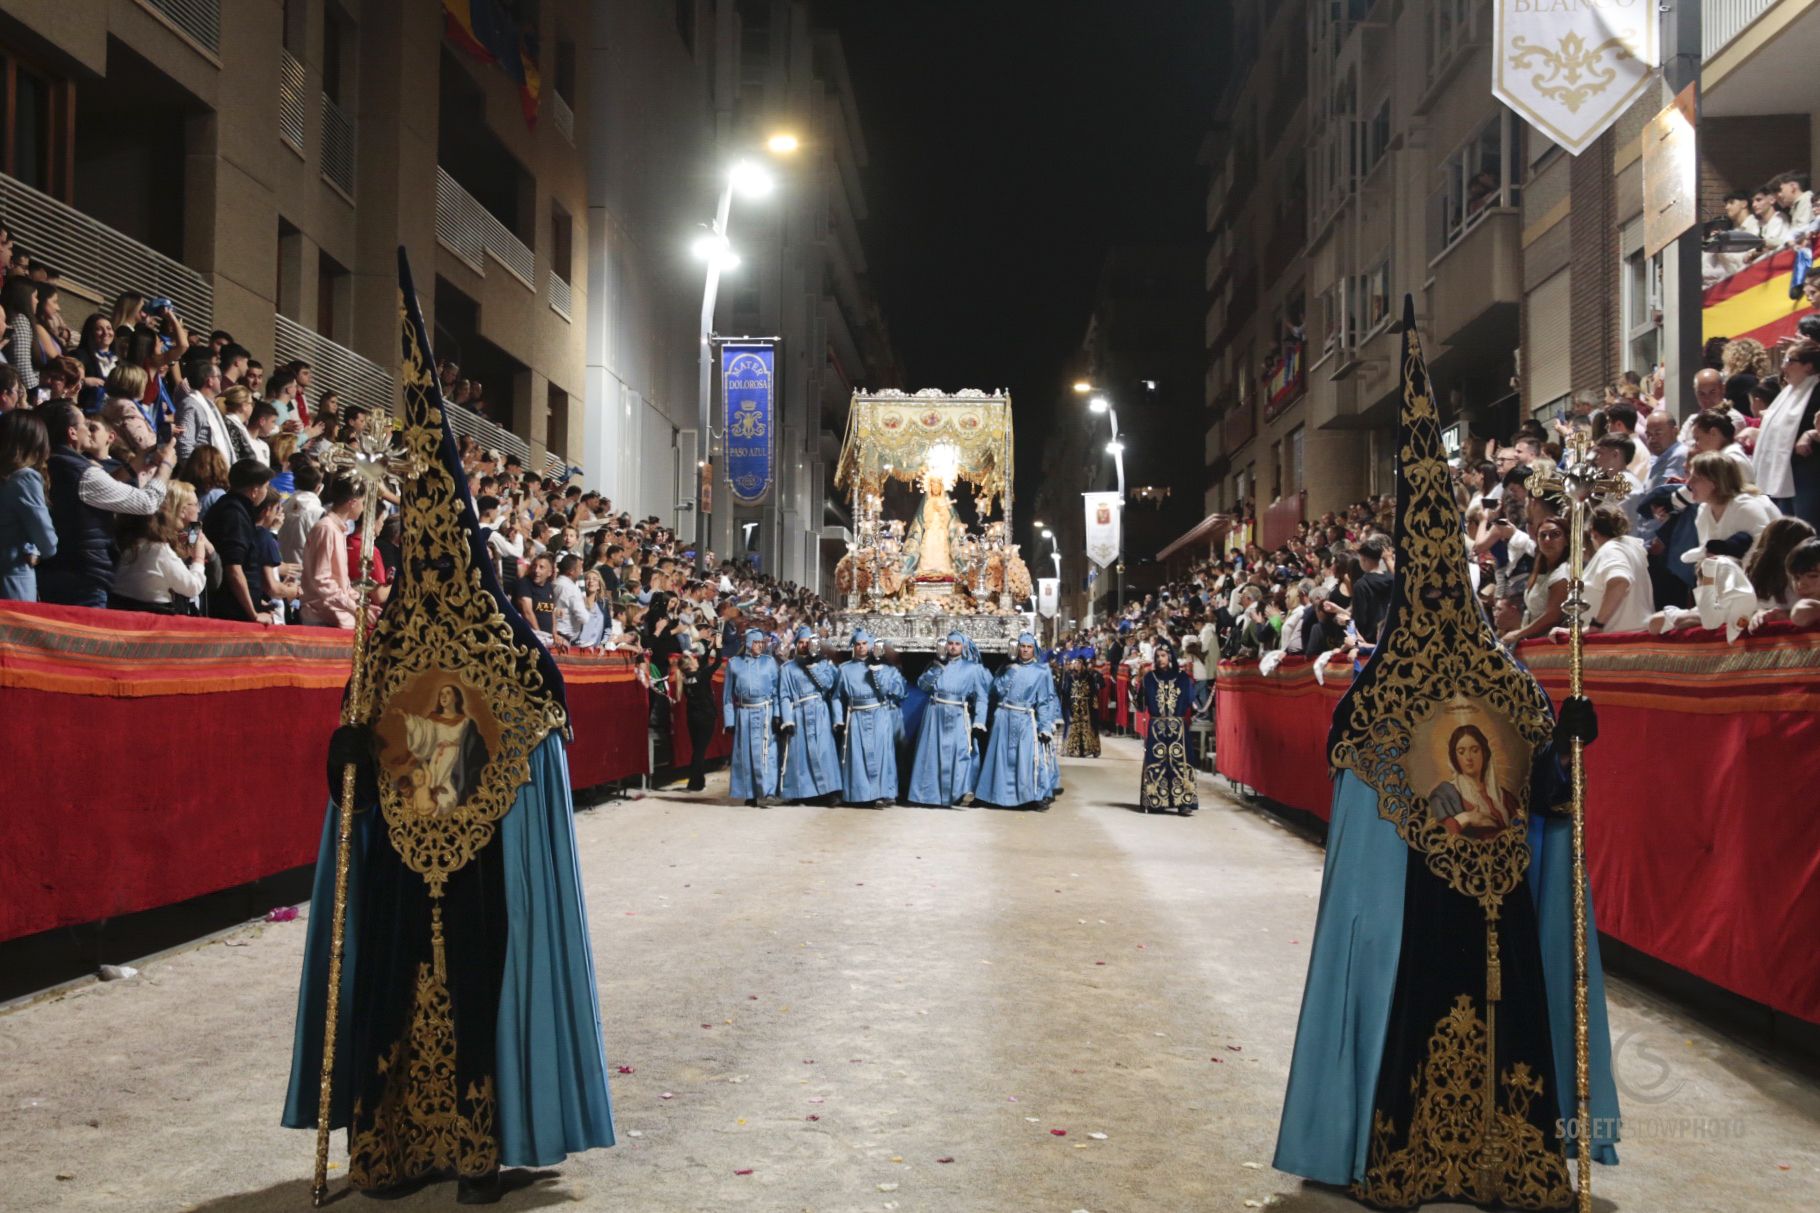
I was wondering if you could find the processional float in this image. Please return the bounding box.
[832,388,1035,653]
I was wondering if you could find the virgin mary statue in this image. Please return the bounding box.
[903,471,959,580]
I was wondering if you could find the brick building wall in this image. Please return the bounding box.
[1569,133,1617,395]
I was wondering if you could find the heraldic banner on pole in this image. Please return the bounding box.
[1492,0,1659,157]
[1083,491,1120,569]
[1037,578,1060,619]
[722,342,776,506]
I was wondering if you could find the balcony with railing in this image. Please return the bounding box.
[0,172,212,327]
[279,51,307,154]
[320,94,355,198]
[548,272,572,321]
[549,91,575,145]
[274,313,391,419]
[1706,0,1780,59]
[435,167,535,288]
[141,0,220,54]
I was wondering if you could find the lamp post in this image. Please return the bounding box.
[693,137,798,575]
[1080,387,1128,614]
[1041,526,1062,647]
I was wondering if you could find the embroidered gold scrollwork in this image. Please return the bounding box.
[348,964,499,1188]
[1353,995,1573,1210]
[368,294,568,897]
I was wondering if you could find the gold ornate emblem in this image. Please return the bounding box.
[1354,995,1573,1209]
[363,295,566,909]
[1506,33,1632,114]
[1328,325,1553,913]
[730,401,767,439]
[348,964,499,1188]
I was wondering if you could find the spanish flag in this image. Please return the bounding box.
[1703,245,1814,347]
[443,0,542,127]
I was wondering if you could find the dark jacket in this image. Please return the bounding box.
[37,447,115,600]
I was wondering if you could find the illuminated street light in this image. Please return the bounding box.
[691,232,732,262]
[766,131,802,155]
[1105,439,1125,456]
[1072,380,1094,394]
[730,158,775,198]
[1088,395,1109,414]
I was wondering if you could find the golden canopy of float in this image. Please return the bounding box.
[834,388,1015,514]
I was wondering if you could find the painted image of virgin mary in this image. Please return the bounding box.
[400,682,490,815]
[1426,724,1519,841]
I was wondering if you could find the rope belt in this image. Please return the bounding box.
[932,696,967,707]
[791,694,824,707]
[735,699,773,709]
[848,701,884,711]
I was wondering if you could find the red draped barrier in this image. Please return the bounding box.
[0,603,651,943]
[1215,628,1820,1023]
[1215,656,1350,818]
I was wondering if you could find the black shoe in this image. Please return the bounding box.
[872,798,892,809]
[1178,805,1197,817]
[745,798,757,807]
[456,1171,502,1205]
[686,781,706,792]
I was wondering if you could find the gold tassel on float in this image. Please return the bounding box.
[1531,433,1631,1213]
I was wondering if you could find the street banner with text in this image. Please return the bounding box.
[1037,578,1060,619]
[722,343,776,506]
[1493,0,1658,156]
[1083,491,1121,568]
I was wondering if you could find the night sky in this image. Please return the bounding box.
[814,0,1230,516]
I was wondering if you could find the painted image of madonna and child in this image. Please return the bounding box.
[1415,706,1527,842]
[378,675,493,819]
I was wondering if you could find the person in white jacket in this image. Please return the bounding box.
[110,480,212,613]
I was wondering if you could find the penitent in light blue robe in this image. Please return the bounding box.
[284,734,615,1167]
[974,659,1062,807]
[777,658,842,800]
[835,659,897,802]
[907,657,990,805]
[721,655,780,800]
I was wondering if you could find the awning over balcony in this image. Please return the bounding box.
[1157,511,1233,562]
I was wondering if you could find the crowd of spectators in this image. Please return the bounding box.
[1704,171,1816,285]
[1044,332,1820,712]
[0,220,836,687]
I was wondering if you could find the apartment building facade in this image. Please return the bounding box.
[1204,0,1530,551]
[0,0,588,472]
[584,0,898,592]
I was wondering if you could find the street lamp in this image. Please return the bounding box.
[1085,394,1127,612]
[695,133,800,574]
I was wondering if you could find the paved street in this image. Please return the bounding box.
[2,739,1816,1213]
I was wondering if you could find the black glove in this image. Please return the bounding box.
[777,720,795,735]
[972,725,988,740]
[326,724,379,808]
[1555,696,1599,749]
[1038,732,1053,745]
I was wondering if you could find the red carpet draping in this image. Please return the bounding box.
[1216,627,1820,1023]
[1214,656,1351,818]
[0,603,652,943]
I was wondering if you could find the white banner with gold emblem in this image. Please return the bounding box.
[1493,0,1658,156]
[1037,578,1060,619]
[1083,491,1121,568]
